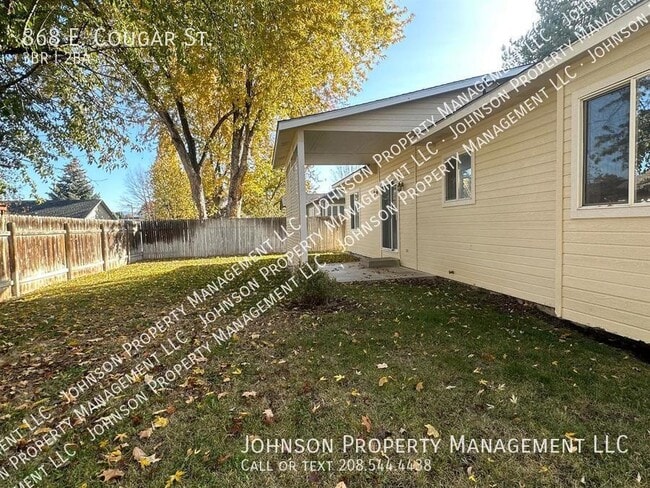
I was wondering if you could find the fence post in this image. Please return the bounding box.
[7,222,20,297]
[100,224,108,271]
[63,223,73,280]
[125,221,131,263]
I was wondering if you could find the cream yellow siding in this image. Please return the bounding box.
[301,15,650,344]
[410,91,558,308]
[560,27,650,343]
[343,169,382,259]
[312,89,474,133]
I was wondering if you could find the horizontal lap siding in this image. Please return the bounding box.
[344,170,382,258]
[415,89,558,307]
[561,27,650,343]
[313,90,469,133]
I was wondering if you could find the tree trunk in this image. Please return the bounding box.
[225,123,253,218]
[158,112,208,220]
[186,168,207,219]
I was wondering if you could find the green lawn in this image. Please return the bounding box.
[0,254,648,487]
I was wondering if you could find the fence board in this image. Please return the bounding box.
[0,215,344,301]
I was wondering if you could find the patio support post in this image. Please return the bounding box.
[285,130,308,267]
[296,130,308,266]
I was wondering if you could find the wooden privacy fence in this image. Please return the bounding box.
[0,216,344,301]
[139,217,344,260]
[0,215,139,301]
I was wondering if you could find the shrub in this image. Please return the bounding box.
[292,268,336,308]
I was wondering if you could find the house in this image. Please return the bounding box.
[272,4,650,344]
[306,190,346,217]
[5,199,118,220]
[281,192,346,217]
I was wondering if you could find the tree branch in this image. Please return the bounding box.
[175,96,199,170]
[198,109,234,167]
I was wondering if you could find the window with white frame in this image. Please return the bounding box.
[320,203,344,217]
[350,193,359,229]
[582,73,650,206]
[444,152,473,204]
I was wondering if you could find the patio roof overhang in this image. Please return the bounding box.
[276,129,404,168]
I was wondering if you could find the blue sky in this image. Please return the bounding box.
[28,0,538,210]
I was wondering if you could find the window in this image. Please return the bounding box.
[380,183,398,250]
[320,204,344,217]
[444,152,473,205]
[582,73,650,206]
[350,193,359,230]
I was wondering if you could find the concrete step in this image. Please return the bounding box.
[360,257,400,268]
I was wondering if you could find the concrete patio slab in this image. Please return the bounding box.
[320,262,433,283]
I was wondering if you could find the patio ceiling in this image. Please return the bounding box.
[301,130,403,166]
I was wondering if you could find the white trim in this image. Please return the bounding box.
[296,131,308,264]
[571,61,650,219]
[441,150,476,207]
[555,85,565,318]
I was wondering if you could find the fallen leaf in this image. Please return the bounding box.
[217,454,232,465]
[165,470,186,488]
[361,415,372,433]
[335,482,347,488]
[105,449,122,463]
[99,468,124,482]
[424,424,440,438]
[242,391,257,398]
[415,382,424,392]
[113,433,128,442]
[138,428,153,439]
[152,416,169,428]
[334,375,345,382]
[263,408,274,424]
[376,363,388,369]
[133,447,147,461]
[378,376,389,387]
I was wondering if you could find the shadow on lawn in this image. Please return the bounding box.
[0,256,285,349]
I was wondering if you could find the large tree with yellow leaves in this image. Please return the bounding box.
[80,0,407,218]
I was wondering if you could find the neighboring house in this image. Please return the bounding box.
[281,192,346,217]
[306,190,346,217]
[273,5,650,344]
[5,199,118,220]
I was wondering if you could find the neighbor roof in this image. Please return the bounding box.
[5,199,117,219]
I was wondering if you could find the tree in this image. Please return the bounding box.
[150,135,199,220]
[329,165,363,184]
[1,1,144,196]
[502,0,643,67]
[48,160,99,200]
[77,0,407,219]
[121,167,156,219]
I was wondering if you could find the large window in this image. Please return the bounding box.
[350,193,359,230]
[444,152,473,205]
[582,73,650,206]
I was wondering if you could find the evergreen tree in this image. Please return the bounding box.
[48,160,99,200]
[502,0,643,67]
